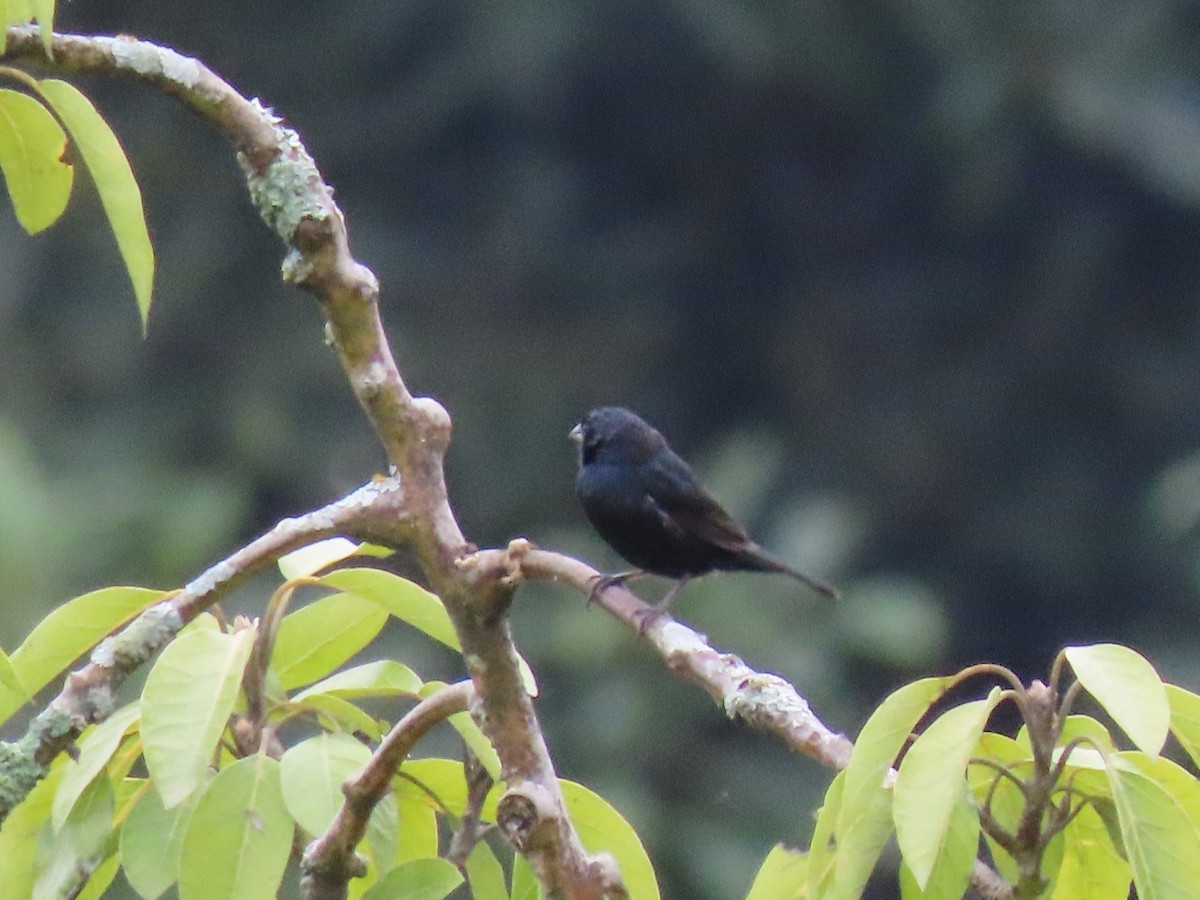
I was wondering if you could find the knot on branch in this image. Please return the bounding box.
[411,396,452,450]
[496,782,559,853]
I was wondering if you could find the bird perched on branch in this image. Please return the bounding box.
[570,406,837,615]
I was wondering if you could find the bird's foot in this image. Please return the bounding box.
[632,603,668,634]
[585,570,642,605]
[631,577,689,634]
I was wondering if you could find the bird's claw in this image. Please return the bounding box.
[632,603,668,635]
[585,570,641,605]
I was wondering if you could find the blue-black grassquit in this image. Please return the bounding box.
[570,406,837,612]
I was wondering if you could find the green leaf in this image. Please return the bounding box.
[278,537,368,580]
[1166,684,1200,771]
[465,841,510,900]
[1121,751,1200,836]
[141,626,256,808]
[0,87,72,234]
[35,79,154,325]
[561,778,659,900]
[289,692,384,740]
[1058,714,1116,750]
[398,758,485,819]
[293,659,423,702]
[52,701,139,829]
[1104,753,1200,900]
[746,843,808,900]
[394,781,439,864]
[1050,802,1131,900]
[321,568,459,649]
[0,586,166,725]
[120,784,200,900]
[0,645,26,701]
[1064,644,1169,755]
[448,710,503,782]
[34,776,115,900]
[893,687,1002,889]
[806,769,843,898]
[178,755,291,900]
[510,853,541,900]
[75,854,120,900]
[364,790,400,878]
[833,676,950,899]
[361,857,463,900]
[279,732,372,837]
[898,788,978,900]
[271,591,388,690]
[0,761,63,898]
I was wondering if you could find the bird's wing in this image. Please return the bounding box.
[639,449,751,551]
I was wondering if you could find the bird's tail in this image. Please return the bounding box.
[739,545,839,599]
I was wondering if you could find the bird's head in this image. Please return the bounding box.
[570,407,667,466]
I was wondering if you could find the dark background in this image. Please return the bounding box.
[4,2,1200,897]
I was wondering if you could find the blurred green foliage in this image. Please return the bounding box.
[4,2,1200,896]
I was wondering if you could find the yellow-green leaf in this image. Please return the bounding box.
[178,755,291,900]
[464,842,508,900]
[1064,644,1169,756]
[361,858,463,900]
[0,87,72,233]
[833,676,950,899]
[806,769,843,898]
[893,688,1002,889]
[321,568,459,649]
[511,853,540,900]
[0,760,64,899]
[0,645,25,702]
[36,79,154,325]
[561,779,659,900]
[1050,803,1131,900]
[746,843,808,900]
[52,701,140,830]
[899,788,978,900]
[1166,684,1200,771]
[0,587,167,726]
[141,626,256,807]
[120,784,201,900]
[293,659,423,702]
[271,591,388,690]
[278,537,365,580]
[279,732,372,837]
[1105,754,1200,900]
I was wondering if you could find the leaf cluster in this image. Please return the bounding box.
[0,7,153,325]
[749,643,1200,899]
[0,540,658,899]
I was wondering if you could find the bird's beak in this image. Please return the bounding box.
[568,423,583,444]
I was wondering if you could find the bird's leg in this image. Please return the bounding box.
[633,576,691,633]
[586,569,643,605]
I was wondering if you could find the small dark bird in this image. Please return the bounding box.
[570,406,837,614]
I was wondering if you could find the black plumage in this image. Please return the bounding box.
[570,406,837,612]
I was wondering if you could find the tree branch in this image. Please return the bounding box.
[299,681,474,900]
[0,487,379,819]
[3,25,619,898]
[471,543,1013,899]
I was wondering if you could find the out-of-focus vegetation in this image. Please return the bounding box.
[4,2,1200,896]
